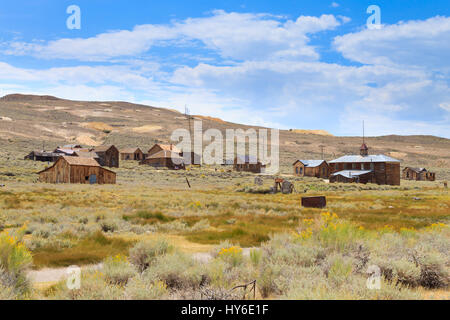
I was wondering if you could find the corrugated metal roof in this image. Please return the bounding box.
[62,156,100,166]
[332,170,373,178]
[329,154,400,163]
[295,160,326,167]
[54,148,76,155]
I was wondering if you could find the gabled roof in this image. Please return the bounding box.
[62,156,100,166]
[120,147,142,154]
[148,144,181,154]
[332,170,373,178]
[293,160,327,167]
[92,145,115,152]
[329,154,400,164]
[147,150,183,159]
[38,156,99,174]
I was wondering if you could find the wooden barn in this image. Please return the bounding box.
[38,156,116,184]
[402,167,436,181]
[234,155,266,174]
[293,160,329,178]
[328,144,401,185]
[147,144,181,158]
[91,145,119,168]
[24,151,61,162]
[140,150,185,170]
[120,148,145,161]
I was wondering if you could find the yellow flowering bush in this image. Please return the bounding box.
[217,245,243,267]
[0,225,33,295]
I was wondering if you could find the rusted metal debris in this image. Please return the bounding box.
[301,196,327,208]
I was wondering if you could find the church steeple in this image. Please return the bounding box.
[360,143,369,156]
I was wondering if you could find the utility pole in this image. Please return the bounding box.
[319,144,325,159]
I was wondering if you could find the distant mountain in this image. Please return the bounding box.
[1,94,449,178]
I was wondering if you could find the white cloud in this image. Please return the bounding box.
[334,16,450,71]
[3,11,344,62]
[331,2,340,8]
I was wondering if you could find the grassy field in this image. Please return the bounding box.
[0,152,449,300]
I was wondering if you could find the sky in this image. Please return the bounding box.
[0,0,449,138]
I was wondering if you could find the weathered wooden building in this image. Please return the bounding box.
[329,144,401,185]
[91,145,119,168]
[147,144,181,158]
[38,156,116,184]
[402,167,436,181]
[24,151,61,162]
[120,148,145,161]
[234,155,266,174]
[293,160,329,178]
[140,150,185,170]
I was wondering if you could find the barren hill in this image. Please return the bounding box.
[1,94,449,178]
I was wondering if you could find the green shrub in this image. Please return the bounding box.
[124,276,168,300]
[129,239,173,272]
[144,252,205,290]
[103,255,136,286]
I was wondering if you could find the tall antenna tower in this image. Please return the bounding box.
[363,120,365,144]
[185,105,192,137]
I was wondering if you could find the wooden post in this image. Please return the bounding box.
[444,181,448,189]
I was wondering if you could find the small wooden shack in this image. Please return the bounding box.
[234,155,266,173]
[140,150,185,170]
[402,167,436,181]
[120,148,145,161]
[91,145,119,168]
[38,156,116,184]
[24,151,61,162]
[293,160,329,178]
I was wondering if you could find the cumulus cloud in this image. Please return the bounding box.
[1,11,449,137]
[334,16,450,71]
[3,11,344,62]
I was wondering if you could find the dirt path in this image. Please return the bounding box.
[27,264,102,284]
[28,248,256,284]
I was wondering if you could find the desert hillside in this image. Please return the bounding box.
[1,94,449,178]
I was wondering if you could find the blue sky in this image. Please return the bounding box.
[1,1,449,137]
